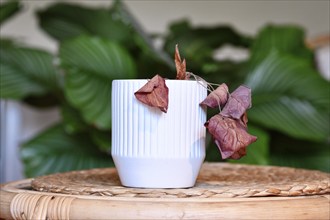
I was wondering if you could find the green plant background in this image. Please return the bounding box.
[1,1,329,177]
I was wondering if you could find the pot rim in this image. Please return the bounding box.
[112,79,207,85]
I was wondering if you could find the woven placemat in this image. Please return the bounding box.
[31,163,330,198]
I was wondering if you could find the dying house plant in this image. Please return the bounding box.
[111,76,208,188]
[112,47,257,188]
[0,0,329,178]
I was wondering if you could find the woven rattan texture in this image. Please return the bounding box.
[31,163,330,198]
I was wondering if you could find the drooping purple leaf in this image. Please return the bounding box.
[204,114,257,159]
[200,83,229,109]
[220,85,251,119]
[134,74,169,113]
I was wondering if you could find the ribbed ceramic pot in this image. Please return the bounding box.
[111,79,207,188]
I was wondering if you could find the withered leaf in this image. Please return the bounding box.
[204,114,257,160]
[220,85,251,119]
[200,83,229,109]
[175,44,188,80]
[240,112,249,127]
[134,74,169,113]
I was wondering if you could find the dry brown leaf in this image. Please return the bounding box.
[175,44,188,80]
[134,74,169,113]
[204,114,257,160]
[200,83,229,109]
[220,85,251,119]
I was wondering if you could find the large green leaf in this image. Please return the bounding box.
[90,129,111,153]
[163,19,252,66]
[37,2,131,44]
[161,19,252,84]
[0,0,21,25]
[37,1,173,78]
[21,123,114,177]
[109,0,174,74]
[271,153,330,173]
[164,19,252,52]
[248,25,314,67]
[60,102,111,153]
[0,44,60,99]
[60,36,136,129]
[60,102,88,134]
[246,51,329,141]
[269,132,330,172]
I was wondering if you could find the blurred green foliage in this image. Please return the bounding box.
[0,1,329,176]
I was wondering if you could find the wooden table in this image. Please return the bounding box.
[1,163,329,220]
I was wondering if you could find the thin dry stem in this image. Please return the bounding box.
[188,72,221,93]
[188,72,227,112]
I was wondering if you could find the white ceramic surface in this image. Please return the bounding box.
[111,80,207,188]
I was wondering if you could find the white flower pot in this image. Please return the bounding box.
[111,79,207,188]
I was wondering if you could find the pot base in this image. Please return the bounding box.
[112,156,205,188]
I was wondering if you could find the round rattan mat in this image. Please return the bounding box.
[31,163,330,198]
